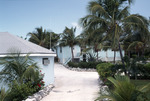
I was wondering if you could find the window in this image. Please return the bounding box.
[43,58,50,65]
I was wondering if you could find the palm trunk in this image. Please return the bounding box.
[71,47,74,62]
[128,51,130,58]
[97,51,98,61]
[138,51,140,57]
[142,45,145,56]
[118,42,127,74]
[114,51,116,64]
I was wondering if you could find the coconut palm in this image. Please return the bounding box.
[46,32,60,50]
[28,27,60,50]
[0,53,39,84]
[60,27,78,61]
[77,28,105,61]
[124,31,150,57]
[81,0,149,73]
[96,75,150,101]
[28,27,48,48]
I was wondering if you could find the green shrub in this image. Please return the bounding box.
[87,62,102,69]
[6,81,37,101]
[68,61,102,69]
[96,75,150,101]
[67,62,79,68]
[6,70,45,101]
[96,63,114,81]
[144,63,150,73]
[78,62,87,68]
[78,61,102,69]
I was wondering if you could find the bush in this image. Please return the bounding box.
[6,70,45,101]
[144,63,150,73]
[79,62,102,69]
[96,63,114,81]
[67,62,79,68]
[68,61,102,69]
[6,81,37,101]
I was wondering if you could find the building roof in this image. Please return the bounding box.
[0,32,56,57]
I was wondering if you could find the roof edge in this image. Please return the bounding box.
[0,54,56,57]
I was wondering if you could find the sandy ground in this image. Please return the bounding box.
[42,63,99,101]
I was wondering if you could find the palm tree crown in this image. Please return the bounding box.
[81,0,149,72]
[60,27,78,60]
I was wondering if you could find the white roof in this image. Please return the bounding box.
[0,32,56,57]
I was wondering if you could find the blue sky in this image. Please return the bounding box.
[0,0,149,38]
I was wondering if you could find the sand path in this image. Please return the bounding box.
[42,63,99,101]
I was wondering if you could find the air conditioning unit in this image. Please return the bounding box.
[43,58,50,65]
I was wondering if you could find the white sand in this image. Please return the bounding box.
[41,63,99,101]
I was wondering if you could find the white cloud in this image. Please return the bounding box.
[71,22,83,36]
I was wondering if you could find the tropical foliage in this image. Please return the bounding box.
[0,88,9,101]
[0,53,39,84]
[60,27,78,61]
[96,75,150,101]
[28,27,60,50]
[0,53,44,101]
[28,27,48,48]
[80,0,150,68]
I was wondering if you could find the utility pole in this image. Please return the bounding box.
[50,32,52,51]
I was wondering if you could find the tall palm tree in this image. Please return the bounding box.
[28,27,60,50]
[60,27,78,61]
[81,0,149,73]
[96,75,150,101]
[46,32,60,50]
[28,27,48,48]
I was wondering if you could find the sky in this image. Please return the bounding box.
[0,0,149,38]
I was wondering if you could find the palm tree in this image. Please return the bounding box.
[28,27,60,50]
[124,31,150,57]
[0,53,39,84]
[28,27,48,48]
[77,27,105,61]
[96,75,150,101]
[60,27,78,61]
[46,32,60,50]
[81,0,149,73]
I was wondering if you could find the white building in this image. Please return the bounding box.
[56,45,124,64]
[0,32,56,89]
[56,45,80,64]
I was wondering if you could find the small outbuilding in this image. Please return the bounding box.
[0,32,56,89]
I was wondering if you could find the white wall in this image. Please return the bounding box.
[30,56,54,86]
[56,45,124,63]
[56,45,81,64]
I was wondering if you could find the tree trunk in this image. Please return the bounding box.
[138,51,140,57]
[114,51,116,64]
[142,46,145,56]
[128,51,130,58]
[71,47,74,62]
[118,42,127,74]
[97,51,99,61]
